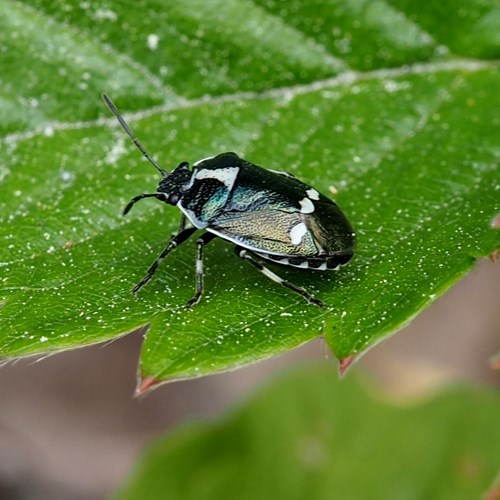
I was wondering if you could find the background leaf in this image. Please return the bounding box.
[1,1,499,386]
[114,365,500,500]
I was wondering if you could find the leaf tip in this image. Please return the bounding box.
[483,485,500,500]
[134,375,160,397]
[338,355,357,377]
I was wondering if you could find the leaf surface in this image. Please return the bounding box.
[1,0,499,385]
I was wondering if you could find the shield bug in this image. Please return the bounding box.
[103,95,355,308]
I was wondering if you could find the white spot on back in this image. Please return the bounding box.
[195,167,239,191]
[299,197,315,214]
[289,222,308,245]
[306,188,320,200]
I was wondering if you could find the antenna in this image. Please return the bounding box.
[102,94,167,176]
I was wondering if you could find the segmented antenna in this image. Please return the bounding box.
[102,94,167,176]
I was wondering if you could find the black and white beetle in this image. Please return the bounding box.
[103,95,355,308]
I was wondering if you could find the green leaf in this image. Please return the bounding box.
[114,366,500,500]
[1,1,499,386]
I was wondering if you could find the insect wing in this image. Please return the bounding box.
[181,153,354,259]
[303,199,355,256]
[208,206,318,256]
[209,159,355,257]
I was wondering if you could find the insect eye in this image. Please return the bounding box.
[177,161,189,170]
[168,193,180,205]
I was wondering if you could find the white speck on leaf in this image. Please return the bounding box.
[60,170,74,182]
[93,8,117,21]
[147,34,160,50]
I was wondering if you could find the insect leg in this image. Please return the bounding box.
[185,232,217,308]
[174,214,187,236]
[132,227,197,294]
[235,247,324,308]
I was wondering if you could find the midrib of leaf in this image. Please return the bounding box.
[1,59,494,146]
[1,60,496,273]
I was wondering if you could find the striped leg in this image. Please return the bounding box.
[185,232,217,308]
[235,247,324,307]
[132,226,197,294]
